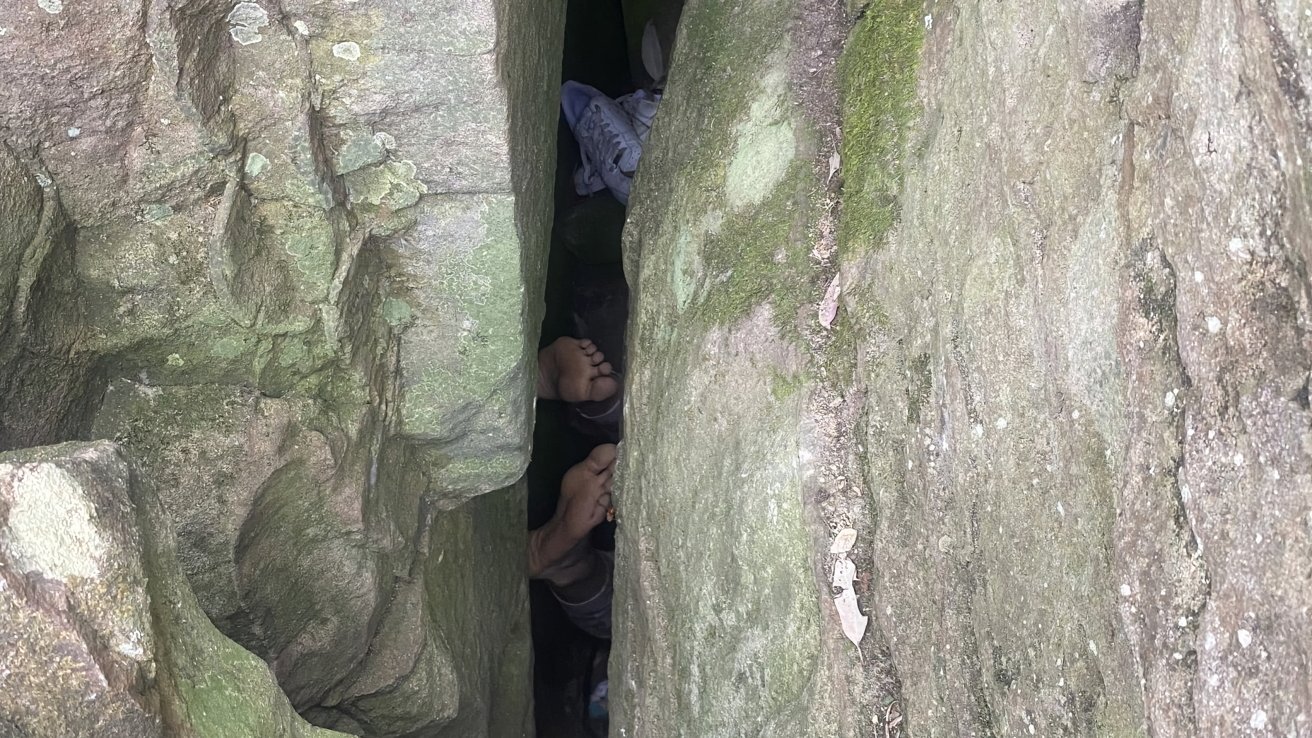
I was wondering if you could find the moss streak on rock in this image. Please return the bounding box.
[838,0,924,255]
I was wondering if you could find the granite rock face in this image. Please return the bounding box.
[0,441,347,738]
[0,0,561,733]
[3,0,1308,732]
[613,0,1312,735]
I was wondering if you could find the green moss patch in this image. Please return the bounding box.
[838,0,924,255]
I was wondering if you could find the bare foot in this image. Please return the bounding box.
[529,444,618,578]
[537,337,619,403]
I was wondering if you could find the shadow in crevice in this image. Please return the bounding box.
[528,1,630,736]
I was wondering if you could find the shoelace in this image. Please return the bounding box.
[588,102,636,174]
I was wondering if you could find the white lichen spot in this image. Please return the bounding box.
[1056,501,1065,517]
[725,60,795,210]
[1205,632,1217,650]
[116,636,145,660]
[971,423,984,438]
[1238,628,1253,648]
[373,131,396,149]
[37,0,62,14]
[1193,270,1204,283]
[244,151,269,177]
[1119,583,1132,596]
[1088,640,1098,656]
[293,19,310,36]
[1228,237,1252,261]
[1250,709,1267,730]
[333,41,362,61]
[2,464,104,580]
[1235,452,1246,467]
[227,2,269,46]
[1164,389,1176,408]
[1206,315,1223,334]
[994,417,1008,429]
[66,127,80,138]
[166,353,184,367]
[1071,409,1081,420]
[923,13,933,29]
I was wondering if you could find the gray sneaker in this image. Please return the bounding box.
[562,82,646,205]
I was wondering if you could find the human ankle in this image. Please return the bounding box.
[547,547,609,602]
[528,520,583,578]
[540,539,602,589]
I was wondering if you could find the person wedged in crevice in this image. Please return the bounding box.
[529,16,672,734]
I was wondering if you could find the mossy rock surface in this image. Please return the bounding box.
[0,441,348,738]
[618,0,1312,734]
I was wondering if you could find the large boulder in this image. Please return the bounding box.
[843,0,1312,732]
[0,0,562,733]
[91,380,533,736]
[0,441,347,738]
[612,0,860,733]
[614,0,1312,736]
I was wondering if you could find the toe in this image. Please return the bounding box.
[589,376,619,402]
[579,339,596,354]
[589,349,606,366]
[588,443,619,470]
[597,361,613,375]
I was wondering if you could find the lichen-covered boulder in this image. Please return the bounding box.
[0,0,561,733]
[614,0,1312,735]
[0,0,561,474]
[611,0,862,734]
[91,380,534,736]
[0,441,347,738]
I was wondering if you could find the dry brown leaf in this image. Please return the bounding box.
[819,274,841,328]
[830,527,857,554]
[831,556,868,646]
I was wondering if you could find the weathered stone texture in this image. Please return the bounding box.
[615,0,1312,736]
[0,0,561,733]
[0,441,346,738]
[612,0,859,734]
